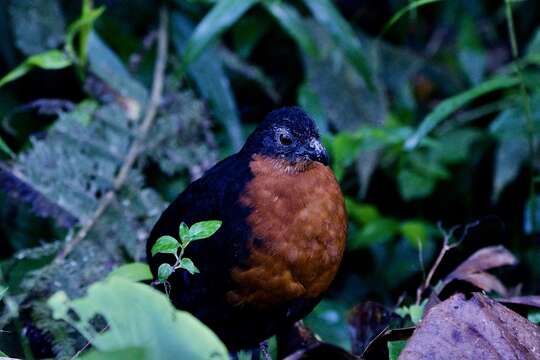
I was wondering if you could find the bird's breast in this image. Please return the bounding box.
[226,155,347,308]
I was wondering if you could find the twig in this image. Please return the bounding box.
[54,7,169,263]
[415,221,480,305]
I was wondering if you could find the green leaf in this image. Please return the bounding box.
[181,0,259,70]
[0,50,71,88]
[151,236,180,256]
[0,136,14,158]
[108,263,153,282]
[381,0,441,35]
[79,347,146,360]
[345,198,380,225]
[405,76,519,149]
[48,277,228,359]
[264,1,318,56]
[387,340,407,360]
[187,220,222,242]
[179,222,190,243]
[180,258,200,275]
[171,13,244,150]
[302,0,373,88]
[349,218,399,249]
[0,350,7,357]
[157,263,174,283]
[528,310,540,324]
[400,221,431,247]
[398,168,436,200]
[396,302,426,325]
[65,5,105,66]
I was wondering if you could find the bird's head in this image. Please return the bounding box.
[241,107,329,171]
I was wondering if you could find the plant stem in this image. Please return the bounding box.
[55,6,169,263]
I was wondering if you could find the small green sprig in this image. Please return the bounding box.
[151,220,222,283]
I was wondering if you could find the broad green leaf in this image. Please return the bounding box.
[0,350,7,357]
[179,222,190,243]
[405,76,519,149]
[398,168,436,200]
[304,299,351,350]
[345,198,380,225]
[180,258,200,275]
[48,277,228,359]
[387,340,407,360]
[400,221,431,247]
[264,1,317,56]
[302,0,372,88]
[157,263,174,282]
[108,263,152,282]
[172,13,244,150]
[458,16,486,85]
[232,15,270,58]
[187,220,222,241]
[349,218,399,249]
[151,235,180,256]
[80,348,146,360]
[0,50,71,88]
[181,0,259,70]
[381,0,442,35]
[87,32,148,114]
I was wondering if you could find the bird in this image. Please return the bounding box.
[146,107,347,353]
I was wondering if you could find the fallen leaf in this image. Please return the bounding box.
[399,293,540,359]
[442,245,517,296]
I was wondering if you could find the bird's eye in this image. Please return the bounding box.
[279,133,293,146]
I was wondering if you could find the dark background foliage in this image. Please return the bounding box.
[0,0,538,358]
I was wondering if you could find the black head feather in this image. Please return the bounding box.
[241,107,328,165]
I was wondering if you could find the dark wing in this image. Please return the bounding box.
[146,153,253,319]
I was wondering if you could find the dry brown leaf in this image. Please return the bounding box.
[399,293,540,360]
[442,245,517,296]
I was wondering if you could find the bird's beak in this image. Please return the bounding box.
[299,138,329,166]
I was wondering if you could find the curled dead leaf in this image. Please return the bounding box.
[399,293,540,360]
[441,245,517,296]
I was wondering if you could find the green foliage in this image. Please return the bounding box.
[171,12,244,150]
[65,2,105,68]
[405,75,519,150]
[48,276,228,359]
[151,220,222,282]
[180,0,258,72]
[0,50,71,88]
[528,311,540,324]
[396,300,427,325]
[108,263,153,283]
[0,0,539,357]
[387,340,407,360]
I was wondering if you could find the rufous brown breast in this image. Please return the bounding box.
[227,155,347,308]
